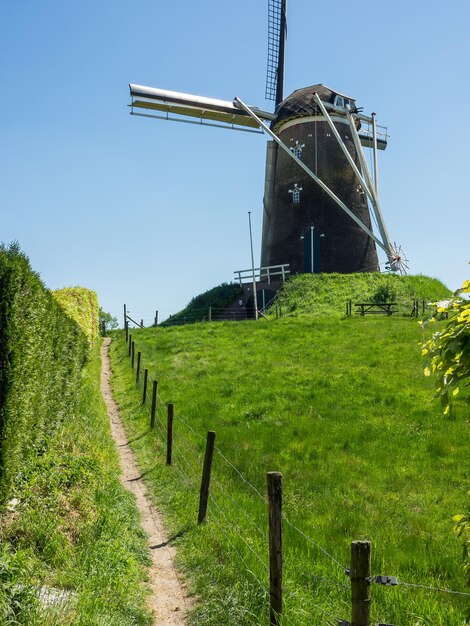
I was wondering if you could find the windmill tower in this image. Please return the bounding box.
[129,0,406,276]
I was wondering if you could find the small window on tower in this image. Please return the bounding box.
[288,183,303,204]
[336,96,344,108]
[290,141,305,159]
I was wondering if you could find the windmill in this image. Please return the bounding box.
[129,0,407,276]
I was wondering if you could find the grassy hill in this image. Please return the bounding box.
[109,292,469,625]
[269,272,452,317]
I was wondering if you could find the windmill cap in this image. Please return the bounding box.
[273,84,356,126]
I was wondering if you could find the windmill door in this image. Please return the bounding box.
[303,227,321,273]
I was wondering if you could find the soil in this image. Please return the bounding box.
[100,338,192,625]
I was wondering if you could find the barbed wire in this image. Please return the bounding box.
[209,475,268,541]
[208,491,269,575]
[397,580,470,597]
[213,445,267,502]
[208,506,270,601]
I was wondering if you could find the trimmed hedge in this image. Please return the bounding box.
[0,244,92,502]
[54,287,99,345]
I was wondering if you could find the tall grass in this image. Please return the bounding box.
[110,316,469,625]
[0,343,152,625]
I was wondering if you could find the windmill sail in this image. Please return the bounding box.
[266,0,287,106]
[129,84,274,132]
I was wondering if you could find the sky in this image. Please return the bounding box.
[1,0,469,325]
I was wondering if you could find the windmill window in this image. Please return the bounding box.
[288,184,303,204]
[290,141,305,159]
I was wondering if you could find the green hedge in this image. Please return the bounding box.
[54,287,99,345]
[0,244,90,502]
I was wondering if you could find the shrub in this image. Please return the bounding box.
[0,244,90,502]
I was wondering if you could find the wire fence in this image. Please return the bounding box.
[122,331,470,625]
[120,294,444,333]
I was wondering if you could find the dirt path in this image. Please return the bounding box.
[100,338,192,625]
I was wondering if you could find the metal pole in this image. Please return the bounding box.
[234,97,388,254]
[313,94,376,207]
[346,111,392,254]
[372,112,379,196]
[248,211,259,320]
[310,226,314,273]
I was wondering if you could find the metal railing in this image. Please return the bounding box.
[234,264,290,285]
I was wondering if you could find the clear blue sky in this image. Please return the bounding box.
[2,1,469,324]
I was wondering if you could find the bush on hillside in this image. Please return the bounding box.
[162,282,243,325]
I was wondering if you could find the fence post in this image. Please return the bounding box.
[350,540,371,626]
[208,307,212,322]
[128,334,132,356]
[142,369,148,404]
[198,431,216,523]
[125,320,129,343]
[140,318,144,328]
[123,303,127,329]
[131,341,135,368]
[267,471,282,626]
[150,381,158,428]
[166,403,174,465]
[154,310,158,327]
[136,351,141,383]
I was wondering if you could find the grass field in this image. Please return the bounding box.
[109,314,469,625]
[0,343,152,625]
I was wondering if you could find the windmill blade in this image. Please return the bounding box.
[266,0,287,106]
[129,84,274,131]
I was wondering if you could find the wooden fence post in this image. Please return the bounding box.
[154,310,158,327]
[128,334,132,356]
[208,306,212,322]
[125,320,129,343]
[166,403,174,465]
[142,369,148,404]
[136,351,141,383]
[267,472,282,626]
[131,341,135,368]
[198,431,216,523]
[350,540,371,626]
[150,381,158,428]
[124,303,127,330]
[140,318,144,328]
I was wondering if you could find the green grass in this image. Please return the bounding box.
[110,316,469,626]
[269,272,452,317]
[0,343,153,626]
